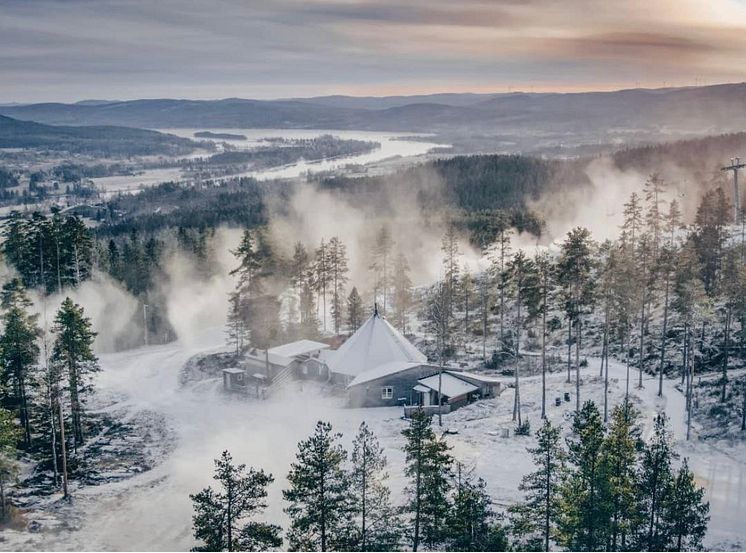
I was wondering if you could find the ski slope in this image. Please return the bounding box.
[6,328,746,551]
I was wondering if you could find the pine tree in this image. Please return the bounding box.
[190,450,280,552]
[441,225,461,316]
[558,400,610,551]
[51,297,99,447]
[622,192,644,249]
[507,251,538,425]
[349,422,402,551]
[0,407,20,522]
[510,419,566,551]
[347,287,364,334]
[284,421,354,551]
[226,291,249,355]
[602,400,642,550]
[314,239,330,332]
[392,253,414,334]
[693,187,731,294]
[557,227,595,410]
[644,174,667,258]
[534,252,555,419]
[657,199,681,397]
[290,242,310,326]
[634,412,674,551]
[661,458,709,552]
[635,232,654,389]
[491,223,512,355]
[460,266,474,335]
[327,237,349,335]
[0,279,40,448]
[446,463,507,551]
[370,226,394,314]
[401,409,453,551]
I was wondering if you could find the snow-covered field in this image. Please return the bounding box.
[5,328,746,551]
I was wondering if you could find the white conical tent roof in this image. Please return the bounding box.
[327,312,426,378]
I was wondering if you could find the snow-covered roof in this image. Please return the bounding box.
[447,371,503,384]
[222,368,244,375]
[347,361,424,387]
[413,384,430,393]
[245,350,294,367]
[417,373,478,398]
[268,339,329,359]
[327,312,426,377]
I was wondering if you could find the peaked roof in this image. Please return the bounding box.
[417,373,478,398]
[327,312,426,377]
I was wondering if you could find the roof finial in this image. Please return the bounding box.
[374,302,379,317]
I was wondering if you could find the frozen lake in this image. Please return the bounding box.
[90,129,444,196]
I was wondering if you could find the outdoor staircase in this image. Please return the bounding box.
[265,365,295,397]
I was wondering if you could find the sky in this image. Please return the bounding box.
[2,0,746,103]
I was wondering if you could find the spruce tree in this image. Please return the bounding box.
[510,419,566,551]
[190,450,280,552]
[661,458,709,552]
[0,279,40,448]
[446,463,507,551]
[51,297,99,447]
[349,422,401,551]
[284,421,354,551]
[0,407,20,522]
[401,408,453,551]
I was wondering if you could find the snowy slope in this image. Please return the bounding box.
[5,328,746,551]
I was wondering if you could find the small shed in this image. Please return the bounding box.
[222,368,246,391]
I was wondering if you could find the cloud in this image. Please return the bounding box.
[1,0,745,102]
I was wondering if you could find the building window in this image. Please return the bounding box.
[381,386,393,400]
[236,373,244,383]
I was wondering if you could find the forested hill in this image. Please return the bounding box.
[2,82,746,135]
[0,114,198,156]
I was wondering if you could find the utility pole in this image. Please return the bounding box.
[721,157,746,224]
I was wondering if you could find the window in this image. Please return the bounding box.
[236,373,244,383]
[381,386,393,400]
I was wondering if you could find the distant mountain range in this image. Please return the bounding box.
[0,114,197,156]
[1,83,745,138]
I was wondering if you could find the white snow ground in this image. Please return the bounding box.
[4,328,746,551]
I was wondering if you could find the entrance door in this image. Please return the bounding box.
[423,391,431,406]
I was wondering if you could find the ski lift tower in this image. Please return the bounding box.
[721,157,746,224]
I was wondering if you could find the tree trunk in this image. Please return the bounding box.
[659,273,670,397]
[639,293,646,389]
[722,305,731,403]
[741,377,746,431]
[541,291,547,419]
[566,320,572,383]
[575,317,581,412]
[514,298,522,424]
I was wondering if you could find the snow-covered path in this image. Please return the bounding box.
[7,333,746,551]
